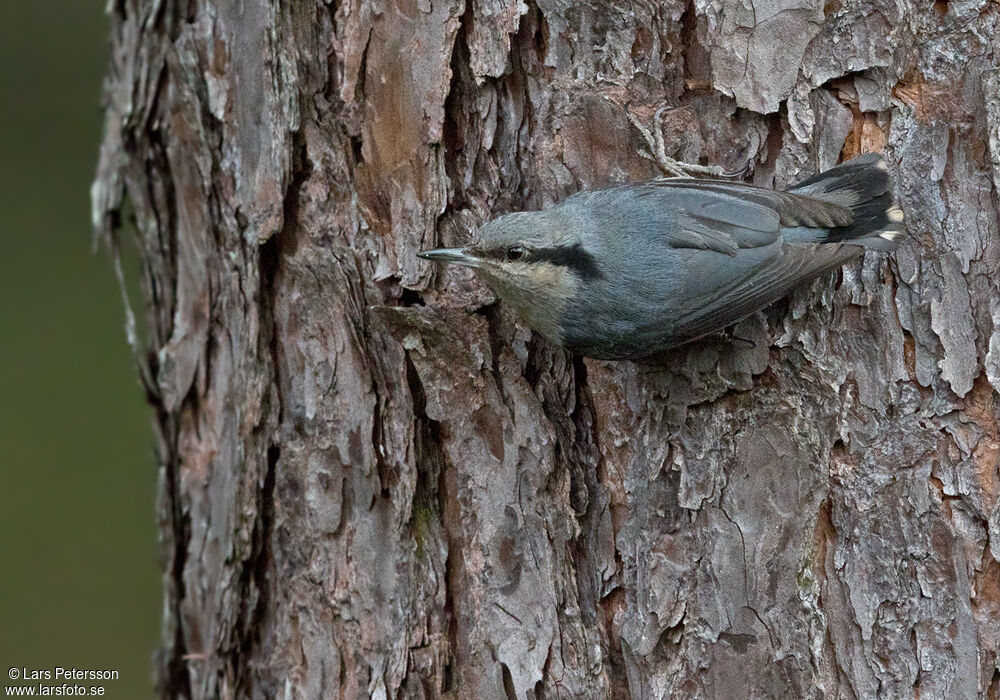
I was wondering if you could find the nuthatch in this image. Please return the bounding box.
[418,154,904,360]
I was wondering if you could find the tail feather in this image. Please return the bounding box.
[787,153,904,250]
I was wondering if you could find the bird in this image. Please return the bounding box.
[417,153,904,360]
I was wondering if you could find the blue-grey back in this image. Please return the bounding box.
[549,183,858,358]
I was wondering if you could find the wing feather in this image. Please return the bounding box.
[660,243,860,343]
[647,179,855,229]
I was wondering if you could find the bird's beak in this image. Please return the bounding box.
[417,247,479,267]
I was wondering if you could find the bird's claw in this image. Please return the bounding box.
[627,105,743,179]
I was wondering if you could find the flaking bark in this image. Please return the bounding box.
[94,0,1000,697]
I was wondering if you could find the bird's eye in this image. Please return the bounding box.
[506,246,526,261]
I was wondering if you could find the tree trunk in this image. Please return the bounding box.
[93,0,1000,697]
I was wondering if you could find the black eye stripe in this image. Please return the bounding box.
[476,243,604,280]
[527,244,604,280]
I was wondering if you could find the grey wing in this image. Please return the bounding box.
[572,182,785,255]
[572,177,856,254]
[560,180,865,356]
[649,179,855,228]
[606,179,860,339]
[631,183,783,254]
[660,243,860,344]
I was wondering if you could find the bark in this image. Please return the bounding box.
[93,0,1000,697]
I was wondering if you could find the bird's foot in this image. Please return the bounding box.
[627,105,744,179]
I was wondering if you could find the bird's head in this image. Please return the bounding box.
[418,210,602,342]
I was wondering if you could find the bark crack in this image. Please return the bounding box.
[158,413,194,699]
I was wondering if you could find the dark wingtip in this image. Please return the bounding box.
[791,153,905,250]
[790,153,890,202]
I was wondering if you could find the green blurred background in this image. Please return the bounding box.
[0,2,159,698]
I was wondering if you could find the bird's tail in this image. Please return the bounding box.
[788,153,904,251]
